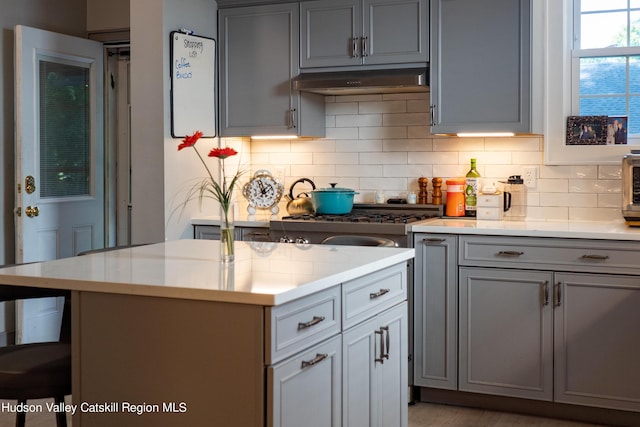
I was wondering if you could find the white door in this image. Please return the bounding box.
[14,25,105,343]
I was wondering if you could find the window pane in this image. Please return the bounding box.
[580,96,626,116]
[630,57,640,92]
[581,11,627,48]
[580,57,626,95]
[581,0,628,12]
[631,11,640,46]
[630,97,640,134]
[39,59,91,198]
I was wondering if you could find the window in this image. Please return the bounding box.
[573,0,640,137]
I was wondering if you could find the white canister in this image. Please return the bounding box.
[407,191,417,204]
[476,191,504,220]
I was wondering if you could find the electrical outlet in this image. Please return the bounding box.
[523,166,538,188]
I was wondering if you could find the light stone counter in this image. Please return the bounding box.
[0,239,413,426]
[0,239,414,306]
[411,218,640,241]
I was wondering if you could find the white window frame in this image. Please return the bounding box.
[571,1,640,129]
[541,0,637,164]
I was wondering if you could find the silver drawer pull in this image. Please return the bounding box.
[580,254,610,261]
[370,288,390,299]
[423,238,445,243]
[543,281,550,306]
[298,316,325,330]
[496,250,524,257]
[301,353,328,369]
[375,329,385,363]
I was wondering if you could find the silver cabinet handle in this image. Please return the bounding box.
[429,105,436,126]
[361,36,368,57]
[352,36,360,57]
[298,315,325,330]
[543,281,550,306]
[287,108,297,129]
[496,250,524,257]
[375,326,390,363]
[382,326,390,361]
[370,288,390,299]
[422,238,445,243]
[301,353,328,369]
[375,329,385,363]
[580,254,609,261]
[554,282,562,307]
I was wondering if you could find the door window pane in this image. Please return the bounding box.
[39,59,91,198]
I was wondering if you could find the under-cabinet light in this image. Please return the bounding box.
[251,135,299,140]
[456,132,515,137]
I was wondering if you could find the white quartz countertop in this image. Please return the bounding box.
[411,218,640,241]
[0,240,414,306]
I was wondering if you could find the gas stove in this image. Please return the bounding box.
[269,204,443,247]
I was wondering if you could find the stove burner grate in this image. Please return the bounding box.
[281,212,436,223]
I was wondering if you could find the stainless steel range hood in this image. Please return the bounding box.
[293,68,429,95]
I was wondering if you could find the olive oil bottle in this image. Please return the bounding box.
[465,158,480,217]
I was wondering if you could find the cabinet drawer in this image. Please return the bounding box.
[267,334,341,427]
[342,262,407,330]
[266,286,341,365]
[459,235,640,274]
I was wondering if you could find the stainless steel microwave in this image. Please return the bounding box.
[622,150,640,223]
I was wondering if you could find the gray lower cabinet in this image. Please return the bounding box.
[219,4,324,137]
[268,335,342,427]
[429,0,531,134]
[458,267,553,401]
[416,233,640,413]
[300,0,428,68]
[343,302,408,427]
[456,235,640,412]
[413,233,457,390]
[267,262,408,427]
[554,273,640,412]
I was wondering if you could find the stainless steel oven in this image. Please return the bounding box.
[623,150,640,224]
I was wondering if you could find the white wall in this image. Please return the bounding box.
[242,93,622,222]
[130,0,218,244]
[87,0,130,33]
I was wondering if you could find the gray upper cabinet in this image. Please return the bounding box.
[219,4,325,137]
[301,0,429,69]
[430,0,531,134]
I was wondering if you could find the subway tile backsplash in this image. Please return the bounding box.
[228,92,622,222]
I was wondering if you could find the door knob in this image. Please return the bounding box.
[25,206,39,218]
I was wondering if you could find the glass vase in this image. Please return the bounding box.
[219,203,235,262]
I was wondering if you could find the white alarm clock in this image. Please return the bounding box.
[242,169,284,215]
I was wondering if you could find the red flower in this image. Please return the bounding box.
[178,130,203,151]
[208,147,238,159]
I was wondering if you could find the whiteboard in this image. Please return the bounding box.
[170,31,216,138]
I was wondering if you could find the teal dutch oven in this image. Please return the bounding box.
[311,183,359,215]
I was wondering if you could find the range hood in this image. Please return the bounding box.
[293,68,429,95]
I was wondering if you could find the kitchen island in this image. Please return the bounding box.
[0,239,414,427]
